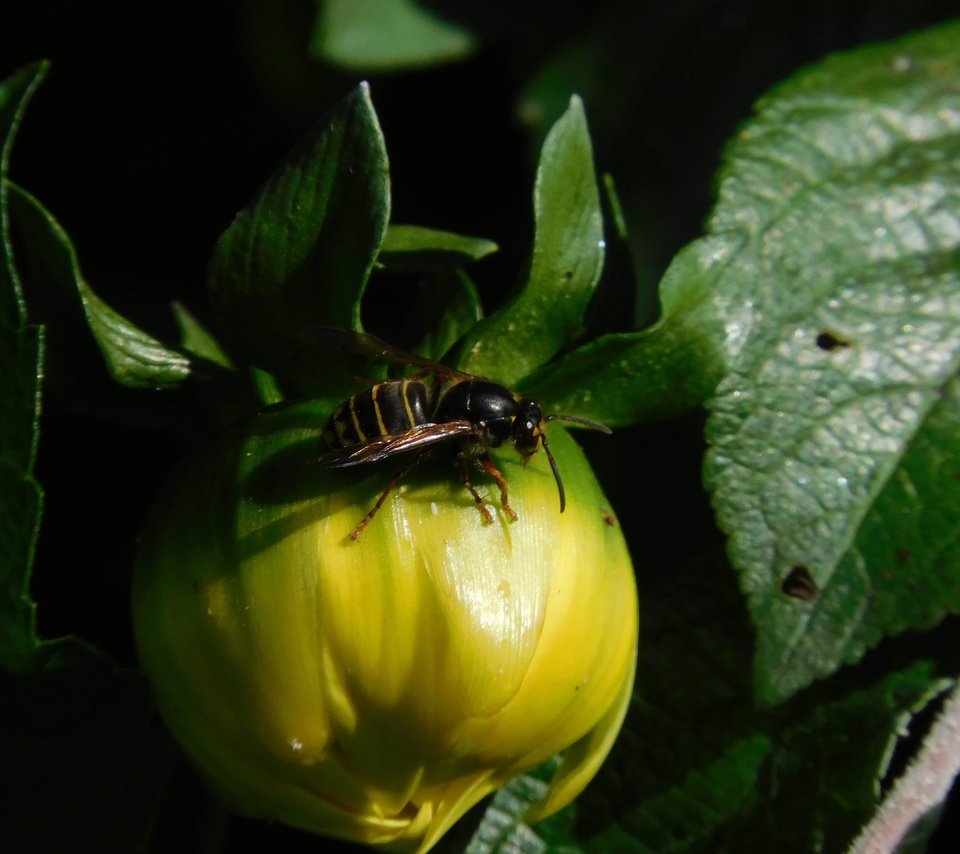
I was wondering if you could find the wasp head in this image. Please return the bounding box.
[513,398,545,458]
[511,398,564,513]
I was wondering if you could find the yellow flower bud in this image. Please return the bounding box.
[132,400,638,852]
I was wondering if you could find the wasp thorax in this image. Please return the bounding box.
[435,378,519,424]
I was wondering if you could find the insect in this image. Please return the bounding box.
[315,327,611,540]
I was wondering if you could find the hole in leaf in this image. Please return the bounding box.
[816,330,852,351]
[781,565,819,601]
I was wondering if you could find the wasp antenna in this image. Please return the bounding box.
[539,432,566,513]
[545,413,612,434]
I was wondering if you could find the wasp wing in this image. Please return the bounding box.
[319,420,475,468]
[299,326,475,382]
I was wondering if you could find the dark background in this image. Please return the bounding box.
[2,1,958,851]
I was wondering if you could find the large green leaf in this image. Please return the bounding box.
[588,667,947,854]
[208,82,390,391]
[522,21,960,706]
[0,63,46,671]
[517,169,726,422]
[695,21,960,702]
[528,552,948,853]
[459,96,604,385]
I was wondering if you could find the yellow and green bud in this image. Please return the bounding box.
[132,400,638,852]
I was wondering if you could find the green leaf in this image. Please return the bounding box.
[521,291,724,426]
[208,82,390,391]
[171,301,233,369]
[250,366,285,407]
[7,182,206,391]
[585,736,771,853]
[378,224,497,273]
[459,96,604,385]
[752,666,943,853]
[689,21,960,702]
[312,0,476,71]
[564,552,947,853]
[567,558,764,853]
[0,63,47,671]
[7,183,255,433]
[521,193,726,426]
[726,664,951,854]
[466,758,561,854]
[1,64,45,330]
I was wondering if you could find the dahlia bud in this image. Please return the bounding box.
[132,399,638,851]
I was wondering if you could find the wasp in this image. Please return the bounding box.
[315,327,610,540]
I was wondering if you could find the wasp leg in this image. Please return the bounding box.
[457,452,494,525]
[479,453,518,522]
[350,459,419,541]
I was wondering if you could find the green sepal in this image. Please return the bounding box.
[521,291,724,427]
[171,301,234,370]
[458,95,604,385]
[378,224,497,273]
[207,82,390,395]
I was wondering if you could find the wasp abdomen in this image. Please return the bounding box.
[321,379,431,450]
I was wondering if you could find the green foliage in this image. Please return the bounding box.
[6,183,255,430]
[459,96,604,385]
[4,8,960,854]
[378,225,498,273]
[8,185,194,390]
[465,758,562,854]
[482,564,950,853]
[312,0,476,71]
[699,22,960,703]
[0,63,45,671]
[207,82,390,391]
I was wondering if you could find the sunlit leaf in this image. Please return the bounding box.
[312,0,476,71]
[459,96,604,385]
[697,21,960,702]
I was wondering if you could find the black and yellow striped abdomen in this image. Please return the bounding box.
[320,379,432,451]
